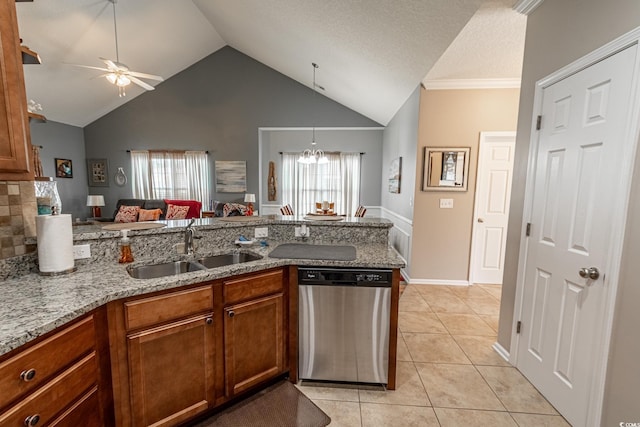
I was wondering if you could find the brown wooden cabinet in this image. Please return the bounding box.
[224,293,284,396]
[0,0,33,180]
[109,285,216,427]
[0,314,107,427]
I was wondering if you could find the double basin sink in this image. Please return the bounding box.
[127,252,262,279]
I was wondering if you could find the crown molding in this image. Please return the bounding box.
[422,78,521,90]
[513,0,545,15]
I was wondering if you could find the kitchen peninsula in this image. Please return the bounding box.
[0,216,404,426]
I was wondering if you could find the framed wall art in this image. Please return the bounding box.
[87,158,109,187]
[55,158,73,178]
[215,160,247,193]
[421,147,470,191]
[388,157,402,193]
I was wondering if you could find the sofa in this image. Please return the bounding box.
[112,199,202,221]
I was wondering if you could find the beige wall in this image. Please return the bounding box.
[411,87,519,281]
[499,0,640,424]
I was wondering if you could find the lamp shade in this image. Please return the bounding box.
[244,194,256,203]
[86,195,105,207]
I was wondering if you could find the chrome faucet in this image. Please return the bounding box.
[184,219,196,254]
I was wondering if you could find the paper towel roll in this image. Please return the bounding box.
[36,214,75,275]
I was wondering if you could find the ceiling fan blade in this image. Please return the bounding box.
[67,63,111,73]
[129,76,155,91]
[99,57,119,70]
[128,71,164,81]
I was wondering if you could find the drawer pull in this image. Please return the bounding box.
[20,369,37,382]
[228,310,235,318]
[206,317,213,325]
[24,414,40,426]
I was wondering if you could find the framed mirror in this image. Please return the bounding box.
[421,147,470,191]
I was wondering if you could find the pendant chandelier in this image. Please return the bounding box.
[298,63,328,165]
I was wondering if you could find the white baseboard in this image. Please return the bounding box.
[492,342,511,363]
[407,278,469,286]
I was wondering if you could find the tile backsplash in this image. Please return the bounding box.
[0,181,37,259]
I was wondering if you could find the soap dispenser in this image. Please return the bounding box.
[118,229,134,263]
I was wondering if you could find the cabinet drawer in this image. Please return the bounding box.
[125,285,213,331]
[49,386,102,427]
[223,269,284,305]
[0,316,95,409]
[0,352,98,427]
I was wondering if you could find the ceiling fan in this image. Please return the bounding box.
[73,0,163,97]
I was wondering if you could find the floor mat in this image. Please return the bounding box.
[192,380,331,427]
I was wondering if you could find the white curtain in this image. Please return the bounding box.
[282,152,360,216]
[131,150,210,206]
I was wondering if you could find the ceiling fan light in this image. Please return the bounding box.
[116,75,131,87]
[106,73,117,84]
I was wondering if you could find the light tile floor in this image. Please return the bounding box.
[297,283,571,427]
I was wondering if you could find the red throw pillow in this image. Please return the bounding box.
[114,205,140,223]
[166,204,189,220]
[138,208,162,221]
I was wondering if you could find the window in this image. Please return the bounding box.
[282,152,360,215]
[130,150,210,206]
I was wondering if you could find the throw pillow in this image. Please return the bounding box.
[166,204,189,220]
[114,205,140,223]
[138,208,162,221]
[223,203,247,217]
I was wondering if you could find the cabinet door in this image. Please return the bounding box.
[127,314,215,427]
[224,293,284,396]
[0,0,32,180]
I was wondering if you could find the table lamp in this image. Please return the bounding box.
[87,195,105,218]
[244,193,256,216]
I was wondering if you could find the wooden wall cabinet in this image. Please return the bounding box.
[0,313,110,427]
[0,0,33,180]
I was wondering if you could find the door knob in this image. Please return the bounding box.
[579,267,600,280]
[477,218,484,223]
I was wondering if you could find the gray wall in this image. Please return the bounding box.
[381,86,420,220]
[499,0,640,424]
[260,129,383,209]
[83,47,380,216]
[30,120,87,220]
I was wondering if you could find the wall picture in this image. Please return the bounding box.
[215,160,247,193]
[55,158,73,178]
[87,158,109,187]
[388,157,402,193]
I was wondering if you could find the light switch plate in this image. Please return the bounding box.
[72,244,91,259]
[255,227,268,238]
[439,198,454,209]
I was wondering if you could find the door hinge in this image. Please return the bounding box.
[516,321,522,334]
[536,115,542,130]
[526,223,531,237]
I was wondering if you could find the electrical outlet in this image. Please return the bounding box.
[439,198,454,209]
[255,227,268,238]
[294,225,309,237]
[72,244,91,259]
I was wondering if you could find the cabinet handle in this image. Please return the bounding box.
[205,317,213,325]
[20,368,36,382]
[24,414,40,426]
[228,310,235,318]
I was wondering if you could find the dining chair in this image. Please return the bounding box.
[354,205,366,217]
[280,204,294,215]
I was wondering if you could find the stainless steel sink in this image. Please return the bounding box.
[127,260,206,279]
[127,252,263,279]
[197,252,262,269]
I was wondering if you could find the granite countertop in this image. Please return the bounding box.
[0,241,404,356]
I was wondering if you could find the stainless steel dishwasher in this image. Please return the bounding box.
[298,267,392,385]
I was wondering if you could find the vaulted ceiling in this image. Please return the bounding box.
[16,0,525,128]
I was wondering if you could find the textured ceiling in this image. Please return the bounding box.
[16,0,523,128]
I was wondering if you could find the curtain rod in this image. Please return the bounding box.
[126,149,209,153]
[279,151,365,155]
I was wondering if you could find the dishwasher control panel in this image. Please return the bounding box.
[298,267,392,286]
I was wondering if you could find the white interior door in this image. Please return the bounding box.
[470,132,516,284]
[516,45,637,427]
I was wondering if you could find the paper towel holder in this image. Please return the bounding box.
[39,266,77,276]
